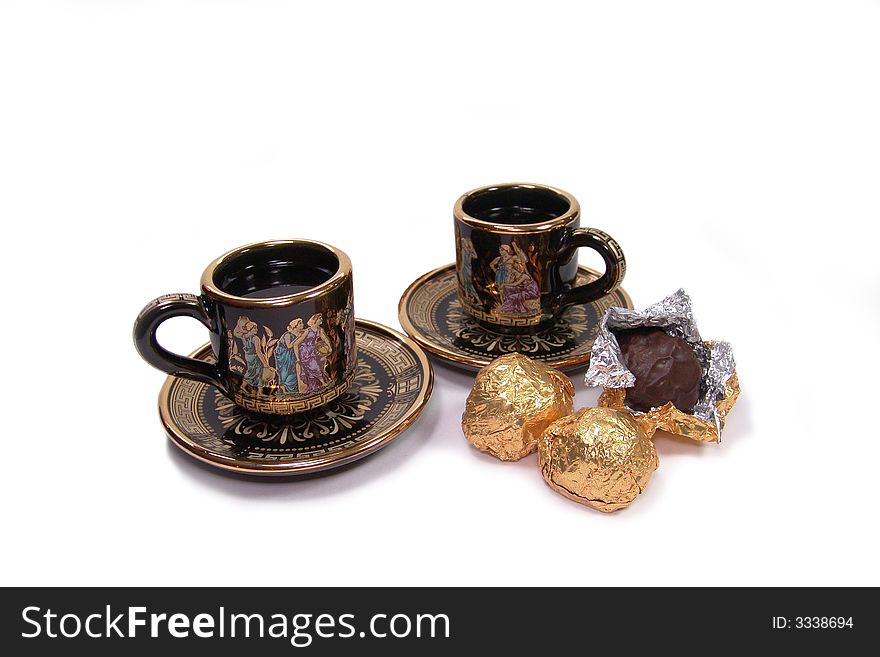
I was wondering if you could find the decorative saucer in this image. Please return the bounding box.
[159,319,433,476]
[398,264,633,372]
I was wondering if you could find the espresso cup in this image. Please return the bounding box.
[454,183,626,331]
[133,239,356,415]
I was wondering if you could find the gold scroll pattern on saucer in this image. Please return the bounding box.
[599,371,740,443]
[538,407,659,512]
[461,353,575,461]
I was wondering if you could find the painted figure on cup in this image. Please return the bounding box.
[233,316,277,389]
[323,308,342,379]
[227,329,247,376]
[274,318,303,394]
[499,257,541,314]
[491,242,540,316]
[341,297,356,371]
[491,244,515,294]
[458,236,479,300]
[298,313,332,393]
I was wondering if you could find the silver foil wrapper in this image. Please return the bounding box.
[584,289,736,440]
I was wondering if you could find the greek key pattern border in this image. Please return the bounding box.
[460,304,544,327]
[169,378,211,436]
[233,369,355,414]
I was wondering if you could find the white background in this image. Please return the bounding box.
[1,0,878,587]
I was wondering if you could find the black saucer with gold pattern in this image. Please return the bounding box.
[398,264,633,372]
[159,320,433,476]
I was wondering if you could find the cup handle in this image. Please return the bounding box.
[132,293,226,392]
[557,227,626,310]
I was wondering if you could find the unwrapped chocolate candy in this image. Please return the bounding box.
[462,353,575,461]
[538,407,658,512]
[585,289,738,443]
[617,328,702,413]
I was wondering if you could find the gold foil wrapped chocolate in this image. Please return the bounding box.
[538,407,658,512]
[461,353,575,461]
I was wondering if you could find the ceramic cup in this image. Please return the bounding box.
[133,239,356,415]
[454,183,626,331]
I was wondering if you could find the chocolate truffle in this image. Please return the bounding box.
[616,328,701,413]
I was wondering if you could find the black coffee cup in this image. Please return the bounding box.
[133,239,356,415]
[454,183,626,330]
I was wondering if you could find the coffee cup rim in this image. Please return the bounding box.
[454,182,580,234]
[200,239,352,308]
